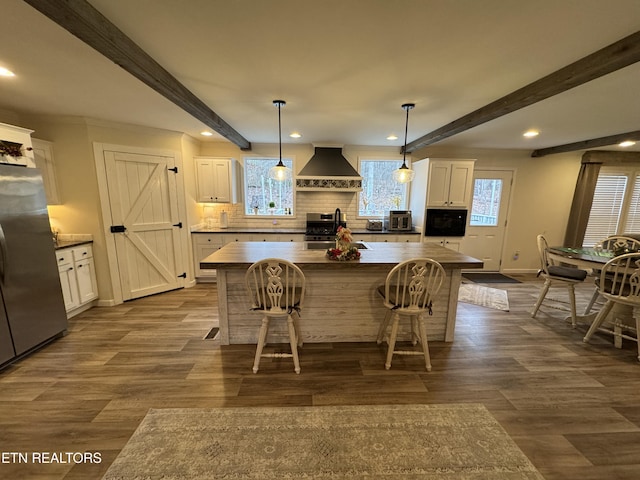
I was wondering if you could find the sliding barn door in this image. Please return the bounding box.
[103,150,185,300]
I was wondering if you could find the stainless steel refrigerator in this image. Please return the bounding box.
[0,163,67,366]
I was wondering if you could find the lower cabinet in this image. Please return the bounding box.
[192,233,306,280]
[193,234,225,279]
[426,237,462,251]
[56,244,98,317]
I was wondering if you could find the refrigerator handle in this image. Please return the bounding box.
[0,222,5,284]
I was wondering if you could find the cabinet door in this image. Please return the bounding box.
[31,138,61,205]
[447,162,474,207]
[58,265,80,311]
[196,158,232,203]
[75,258,98,304]
[441,238,461,252]
[426,162,451,207]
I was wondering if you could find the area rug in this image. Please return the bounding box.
[102,404,543,479]
[459,283,510,311]
[462,272,521,284]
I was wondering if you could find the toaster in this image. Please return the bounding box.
[366,220,383,231]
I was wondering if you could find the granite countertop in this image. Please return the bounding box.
[192,227,306,234]
[192,227,419,235]
[201,241,482,269]
[54,239,94,250]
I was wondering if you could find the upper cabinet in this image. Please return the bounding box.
[425,160,474,208]
[0,122,35,168]
[195,157,238,203]
[31,138,61,205]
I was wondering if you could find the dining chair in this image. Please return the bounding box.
[584,236,640,314]
[531,234,588,327]
[583,252,640,361]
[376,258,446,371]
[245,258,306,374]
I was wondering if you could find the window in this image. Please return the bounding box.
[243,157,294,216]
[583,166,640,246]
[469,178,502,226]
[358,159,408,216]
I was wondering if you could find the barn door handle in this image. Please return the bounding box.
[173,222,183,228]
[110,225,126,233]
[168,167,178,173]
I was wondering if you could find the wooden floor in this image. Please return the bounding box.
[1,275,639,479]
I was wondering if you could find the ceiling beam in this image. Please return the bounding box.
[531,130,640,157]
[404,30,640,153]
[22,0,251,150]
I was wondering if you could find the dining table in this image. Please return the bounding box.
[547,245,631,349]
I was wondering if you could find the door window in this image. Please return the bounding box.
[469,179,503,226]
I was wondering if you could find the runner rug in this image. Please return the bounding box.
[102,404,543,479]
[459,283,510,311]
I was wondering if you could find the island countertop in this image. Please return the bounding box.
[202,241,482,347]
[200,241,483,270]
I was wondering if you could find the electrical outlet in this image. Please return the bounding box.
[513,250,520,260]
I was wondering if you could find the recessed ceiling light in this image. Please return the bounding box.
[619,140,636,147]
[387,134,398,141]
[0,67,15,77]
[289,132,301,138]
[200,131,213,136]
[523,130,539,138]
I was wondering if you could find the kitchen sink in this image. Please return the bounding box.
[304,241,369,250]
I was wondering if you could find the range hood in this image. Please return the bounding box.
[296,147,362,192]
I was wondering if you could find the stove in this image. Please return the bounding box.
[305,212,347,241]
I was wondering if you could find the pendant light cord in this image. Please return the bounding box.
[401,103,415,167]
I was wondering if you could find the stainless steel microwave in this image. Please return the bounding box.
[424,209,468,237]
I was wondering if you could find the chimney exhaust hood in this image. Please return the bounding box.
[296,146,362,192]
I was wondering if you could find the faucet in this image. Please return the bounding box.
[334,208,341,234]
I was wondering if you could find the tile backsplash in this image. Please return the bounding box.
[197,191,375,230]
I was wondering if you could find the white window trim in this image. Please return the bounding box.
[242,155,296,218]
[357,156,411,219]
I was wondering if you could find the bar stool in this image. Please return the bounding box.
[245,258,306,374]
[376,258,446,371]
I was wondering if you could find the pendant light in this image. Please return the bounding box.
[392,103,416,183]
[268,99,292,181]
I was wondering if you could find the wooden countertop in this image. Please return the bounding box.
[201,241,483,270]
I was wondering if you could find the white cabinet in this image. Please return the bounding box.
[192,232,305,280]
[426,160,474,208]
[192,234,225,278]
[56,244,98,316]
[31,138,61,205]
[195,157,237,203]
[57,253,80,311]
[427,238,462,252]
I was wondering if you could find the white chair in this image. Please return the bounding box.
[376,258,446,371]
[584,236,640,314]
[245,258,305,374]
[531,235,587,327]
[583,252,640,362]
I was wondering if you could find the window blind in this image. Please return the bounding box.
[623,174,640,233]
[583,173,627,246]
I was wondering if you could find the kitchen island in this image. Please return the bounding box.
[201,242,483,345]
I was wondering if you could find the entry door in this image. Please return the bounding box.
[461,170,513,271]
[103,150,184,300]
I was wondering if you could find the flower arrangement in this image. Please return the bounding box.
[326,226,361,261]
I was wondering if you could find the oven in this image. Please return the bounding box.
[424,208,468,237]
[305,212,346,241]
